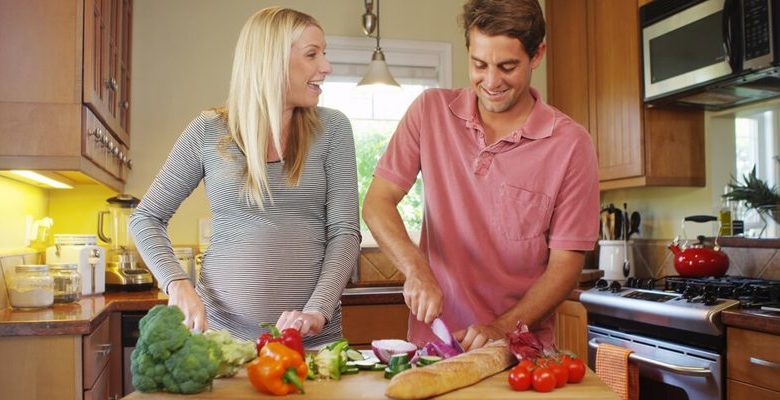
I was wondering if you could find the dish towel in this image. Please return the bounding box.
[595,342,639,400]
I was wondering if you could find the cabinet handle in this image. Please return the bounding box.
[126,159,133,170]
[96,343,112,357]
[750,357,780,369]
[122,100,130,109]
[107,141,115,152]
[112,146,120,157]
[106,77,119,91]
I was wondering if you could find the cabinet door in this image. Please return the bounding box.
[117,0,132,137]
[84,0,110,123]
[588,0,643,181]
[554,300,588,365]
[546,0,590,133]
[342,304,408,348]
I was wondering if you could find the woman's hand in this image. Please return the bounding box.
[276,310,326,337]
[167,279,207,333]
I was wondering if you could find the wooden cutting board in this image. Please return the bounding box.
[123,367,618,399]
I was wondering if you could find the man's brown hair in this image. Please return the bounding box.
[460,0,545,57]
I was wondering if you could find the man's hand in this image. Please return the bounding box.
[403,269,444,324]
[276,310,326,336]
[167,279,207,333]
[453,323,504,351]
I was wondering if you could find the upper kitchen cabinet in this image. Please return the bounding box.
[0,0,133,191]
[546,0,705,190]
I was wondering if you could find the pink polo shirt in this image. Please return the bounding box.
[374,87,599,347]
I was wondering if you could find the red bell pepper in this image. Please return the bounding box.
[256,322,305,358]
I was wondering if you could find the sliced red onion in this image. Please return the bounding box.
[431,318,464,355]
[371,339,417,364]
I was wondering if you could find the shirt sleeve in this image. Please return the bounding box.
[129,114,207,293]
[547,122,600,251]
[303,109,362,321]
[373,90,426,192]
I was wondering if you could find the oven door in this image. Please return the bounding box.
[642,0,735,101]
[587,325,724,400]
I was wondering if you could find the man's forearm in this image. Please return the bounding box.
[493,250,586,333]
[363,187,427,278]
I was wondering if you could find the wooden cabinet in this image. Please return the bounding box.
[727,327,780,399]
[342,304,409,349]
[0,313,122,400]
[546,0,705,190]
[0,0,133,191]
[554,300,589,365]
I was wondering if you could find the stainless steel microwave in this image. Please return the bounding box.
[642,0,780,110]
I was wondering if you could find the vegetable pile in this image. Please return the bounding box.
[506,322,587,393]
[203,329,257,378]
[131,305,222,394]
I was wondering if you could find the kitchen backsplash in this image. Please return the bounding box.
[625,239,780,280]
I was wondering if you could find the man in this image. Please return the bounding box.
[362,0,599,351]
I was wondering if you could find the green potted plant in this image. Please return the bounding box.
[723,165,780,224]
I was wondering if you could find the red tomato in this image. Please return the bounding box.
[517,358,536,371]
[508,365,532,391]
[532,367,556,393]
[567,358,587,383]
[550,362,569,388]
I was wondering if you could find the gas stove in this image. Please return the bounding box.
[580,276,780,400]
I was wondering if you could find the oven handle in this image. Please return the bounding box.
[588,338,712,376]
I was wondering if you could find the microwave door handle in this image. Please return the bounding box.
[722,0,741,71]
[588,338,712,377]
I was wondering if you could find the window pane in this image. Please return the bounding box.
[320,81,431,232]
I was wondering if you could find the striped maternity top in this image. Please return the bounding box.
[129,108,361,347]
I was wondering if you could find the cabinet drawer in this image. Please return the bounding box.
[342,304,408,347]
[84,362,110,400]
[728,379,780,400]
[727,327,780,392]
[83,316,112,390]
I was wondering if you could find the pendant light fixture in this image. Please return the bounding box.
[357,0,400,88]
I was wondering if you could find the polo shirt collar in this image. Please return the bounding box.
[449,87,555,141]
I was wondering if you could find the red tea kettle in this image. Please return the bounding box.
[668,215,729,277]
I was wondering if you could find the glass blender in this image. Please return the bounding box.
[98,194,153,290]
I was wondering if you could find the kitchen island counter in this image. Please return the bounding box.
[124,367,618,399]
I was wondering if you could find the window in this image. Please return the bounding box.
[734,109,780,237]
[319,36,451,238]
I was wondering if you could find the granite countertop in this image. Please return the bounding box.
[722,307,780,335]
[0,289,168,336]
[0,269,602,337]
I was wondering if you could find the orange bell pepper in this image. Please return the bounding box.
[247,342,308,395]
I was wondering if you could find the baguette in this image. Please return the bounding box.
[385,339,516,399]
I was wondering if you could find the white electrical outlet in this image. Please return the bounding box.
[198,218,211,253]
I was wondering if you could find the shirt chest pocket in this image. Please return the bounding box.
[493,184,551,241]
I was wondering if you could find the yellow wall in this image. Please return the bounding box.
[125,0,548,245]
[0,176,48,251]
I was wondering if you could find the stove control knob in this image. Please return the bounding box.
[596,279,609,291]
[609,281,622,293]
[703,292,718,306]
[682,286,699,301]
[626,277,637,288]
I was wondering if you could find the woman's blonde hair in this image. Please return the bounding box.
[224,7,322,208]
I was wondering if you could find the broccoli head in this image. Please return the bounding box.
[136,304,190,360]
[130,305,221,394]
[162,334,222,394]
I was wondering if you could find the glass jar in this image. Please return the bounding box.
[8,265,54,309]
[173,247,196,284]
[50,263,81,303]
